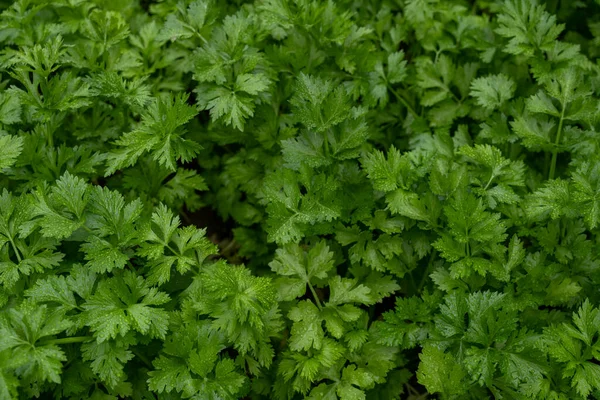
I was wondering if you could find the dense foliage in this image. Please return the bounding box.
[2,0,600,398]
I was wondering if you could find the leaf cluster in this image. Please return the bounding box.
[3,0,600,399]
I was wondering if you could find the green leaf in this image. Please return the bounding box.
[81,339,134,389]
[87,71,151,111]
[30,172,89,239]
[288,300,325,351]
[526,90,560,117]
[438,190,507,245]
[282,131,330,170]
[81,10,129,52]
[290,73,351,132]
[386,190,440,225]
[269,240,335,301]
[235,73,270,95]
[544,300,600,397]
[0,135,23,170]
[138,204,217,285]
[148,321,246,399]
[80,186,142,273]
[571,161,600,229]
[80,271,170,342]
[263,169,342,244]
[0,91,21,125]
[362,146,413,192]
[459,143,525,208]
[105,93,201,174]
[327,276,373,306]
[510,113,556,151]
[193,13,272,131]
[25,275,78,313]
[185,262,281,367]
[496,0,563,57]
[147,355,191,394]
[367,51,408,107]
[470,74,516,110]
[157,1,214,42]
[386,51,408,84]
[524,179,577,221]
[417,345,467,396]
[0,304,71,385]
[416,55,457,107]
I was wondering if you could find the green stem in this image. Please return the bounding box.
[220,239,237,257]
[8,237,22,263]
[417,250,436,292]
[483,173,495,191]
[323,131,330,156]
[446,86,461,103]
[40,336,92,346]
[132,348,153,369]
[102,49,109,70]
[560,218,567,240]
[389,86,418,118]
[549,105,566,180]
[166,243,180,257]
[39,78,50,123]
[195,32,209,45]
[180,211,193,225]
[408,272,418,296]
[308,282,324,311]
[47,129,54,148]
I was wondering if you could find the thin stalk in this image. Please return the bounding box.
[180,211,193,225]
[446,86,461,103]
[549,105,566,180]
[389,86,418,118]
[8,237,22,263]
[561,218,567,239]
[40,336,92,346]
[308,282,324,311]
[47,129,54,148]
[220,239,237,254]
[408,272,418,295]
[195,32,209,45]
[417,250,436,292]
[166,243,180,257]
[132,348,153,369]
[323,131,330,156]
[483,173,495,191]
[126,260,136,271]
[102,49,109,70]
